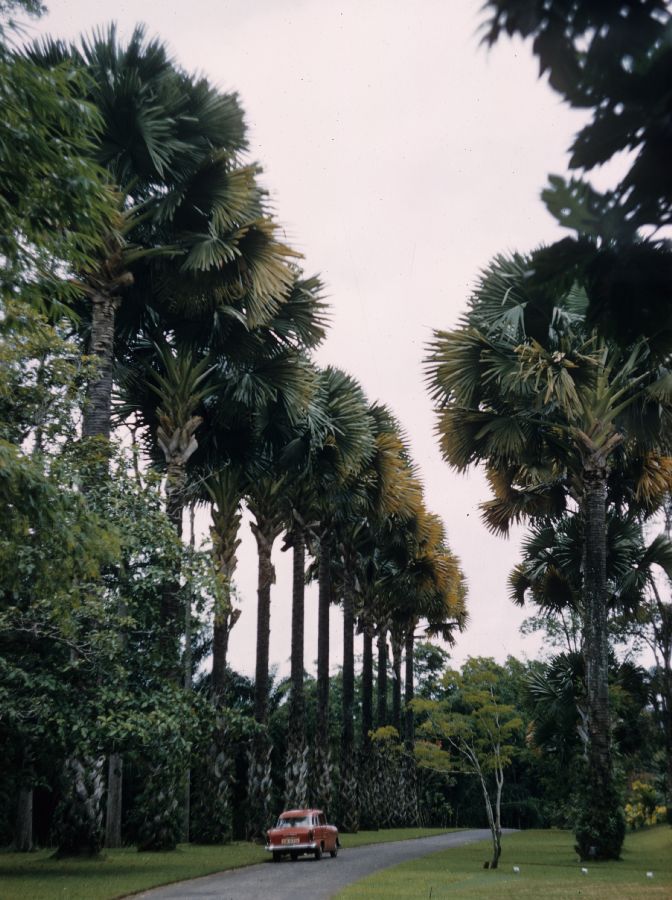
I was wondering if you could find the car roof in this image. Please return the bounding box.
[279,809,323,817]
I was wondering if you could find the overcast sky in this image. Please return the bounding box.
[33,0,592,679]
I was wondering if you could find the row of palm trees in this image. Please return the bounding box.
[31,24,465,851]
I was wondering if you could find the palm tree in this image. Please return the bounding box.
[426,251,672,859]
[29,24,296,442]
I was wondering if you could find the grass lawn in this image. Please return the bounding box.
[0,828,454,900]
[336,826,672,899]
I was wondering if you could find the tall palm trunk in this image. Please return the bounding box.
[290,527,306,734]
[250,513,281,724]
[313,532,333,813]
[576,465,624,860]
[404,630,415,749]
[340,560,359,832]
[285,525,309,809]
[358,605,376,830]
[361,617,374,743]
[157,416,201,662]
[247,499,282,841]
[391,633,402,735]
[376,628,388,728]
[82,291,120,440]
[401,628,419,827]
[583,470,610,781]
[76,284,127,854]
[210,504,242,699]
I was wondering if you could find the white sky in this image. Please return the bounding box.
[33,0,593,680]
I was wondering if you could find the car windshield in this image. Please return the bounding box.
[276,815,311,828]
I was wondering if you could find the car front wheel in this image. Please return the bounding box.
[314,844,322,860]
[272,851,281,863]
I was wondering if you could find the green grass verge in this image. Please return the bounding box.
[335,826,672,899]
[0,828,455,900]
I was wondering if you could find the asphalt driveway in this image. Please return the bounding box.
[132,829,496,899]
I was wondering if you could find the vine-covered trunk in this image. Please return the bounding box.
[391,633,402,735]
[246,731,273,842]
[136,756,183,852]
[53,757,105,857]
[340,563,359,833]
[575,466,624,860]
[191,714,234,844]
[376,628,388,728]
[82,292,118,440]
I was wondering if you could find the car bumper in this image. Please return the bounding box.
[265,841,318,853]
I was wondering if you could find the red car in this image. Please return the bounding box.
[265,808,339,862]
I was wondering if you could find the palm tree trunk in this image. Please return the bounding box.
[577,465,623,859]
[361,621,373,743]
[342,564,355,752]
[79,292,120,853]
[404,629,415,749]
[82,292,118,440]
[211,505,242,699]
[251,517,278,725]
[314,532,333,813]
[164,460,185,539]
[391,633,402,735]
[285,526,309,810]
[158,460,186,674]
[584,470,610,775]
[317,533,331,737]
[340,561,359,832]
[358,604,376,830]
[290,527,306,735]
[376,628,388,728]
[401,628,419,827]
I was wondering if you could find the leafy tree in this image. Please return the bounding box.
[414,642,451,700]
[0,3,113,310]
[415,658,523,869]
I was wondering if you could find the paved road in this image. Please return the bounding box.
[133,829,497,900]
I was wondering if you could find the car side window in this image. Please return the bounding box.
[319,814,326,825]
